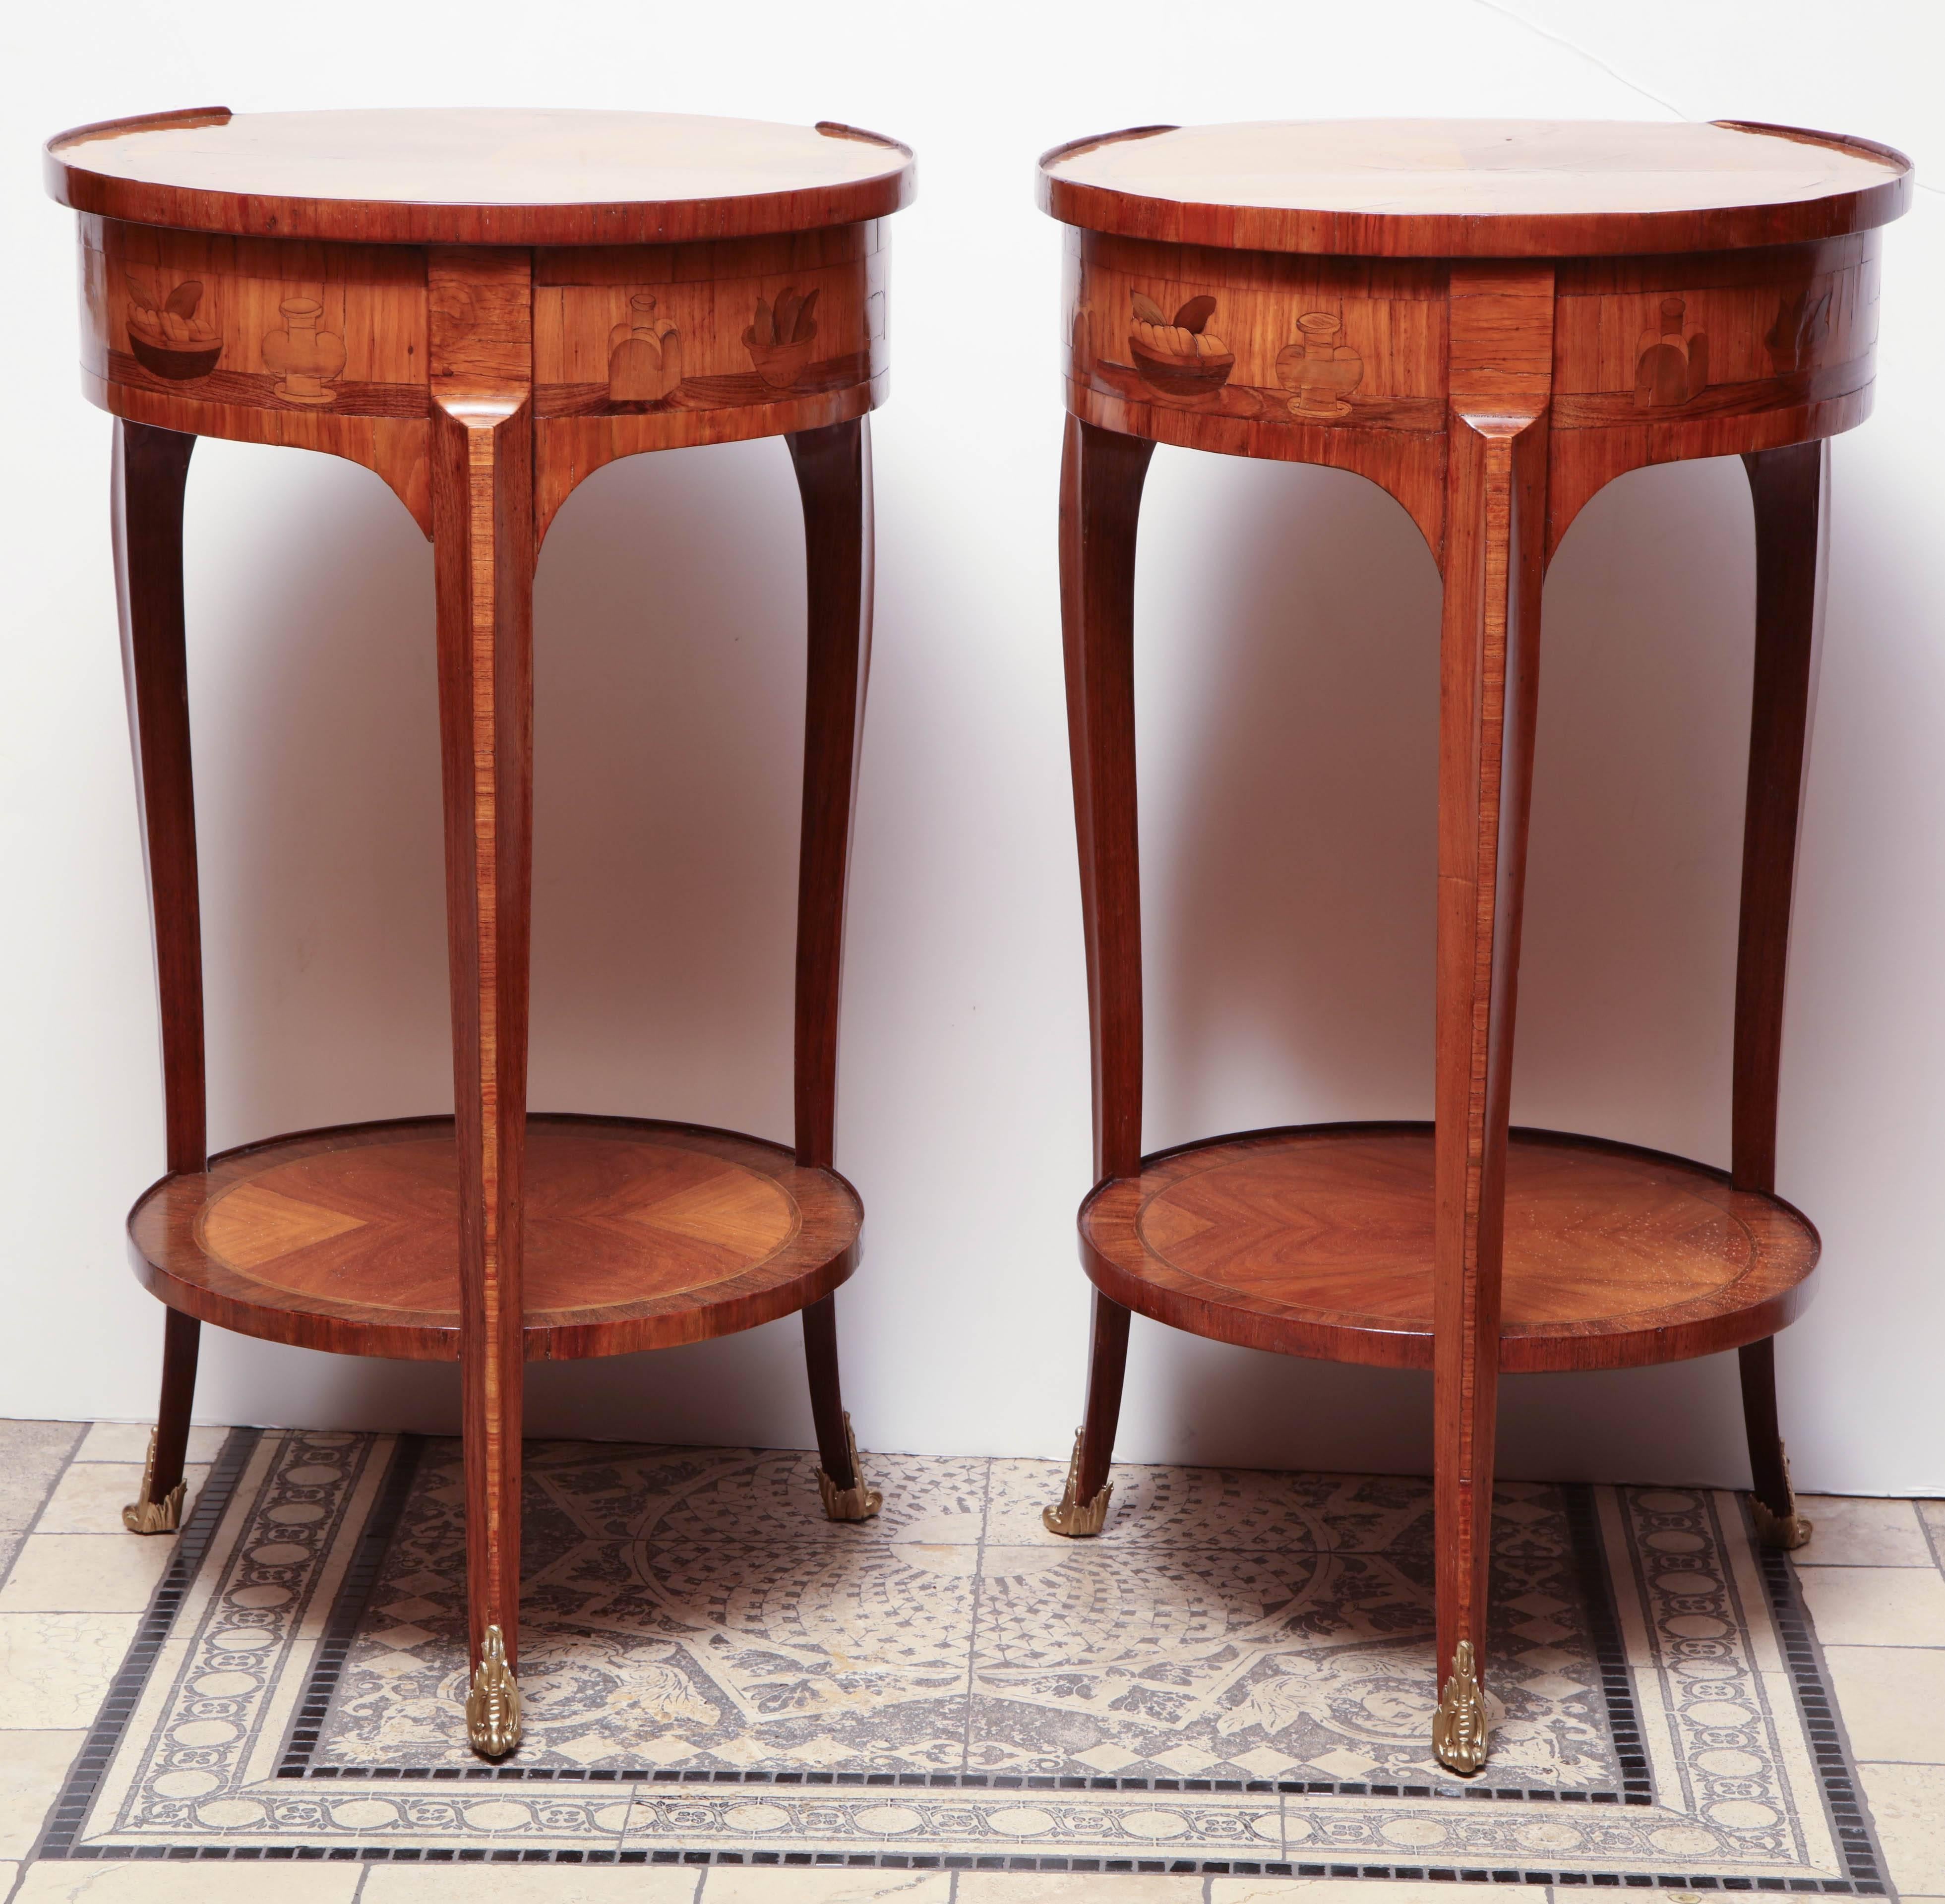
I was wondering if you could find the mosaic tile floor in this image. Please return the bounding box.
[0,1420,1936,1903]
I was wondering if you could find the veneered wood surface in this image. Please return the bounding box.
[1081,1126,1819,1375]
[129,1116,862,1362]
[788,419,872,1172]
[1732,443,1826,1197]
[1057,416,1156,1507]
[1430,262,1552,1698]
[1060,226,1882,558]
[67,214,893,537]
[49,108,914,247]
[1041,113,1884,1759]
[1042,119,1910,258]
[426,246,537,1668]
[58,118,903,1722]
[115,418,209,1520]
[114,421,205,1176]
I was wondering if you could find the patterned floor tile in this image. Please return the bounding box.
[982,1460,1437,1552]
[30,1435,1891,1886]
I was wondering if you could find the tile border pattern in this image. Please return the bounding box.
[36,1427,257,1859]
[25,1433,1894,1888]
[1753,1540,1880,1888]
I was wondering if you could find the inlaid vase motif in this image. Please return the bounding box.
[1276,312,1364,419]
[608,294,684,403]
[261,298,347,406]
[1633,296,1708,409]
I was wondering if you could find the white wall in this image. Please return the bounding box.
[4,3,1943,1493]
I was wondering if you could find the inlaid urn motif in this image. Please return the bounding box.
[261,298,347,406]
[1634,296,1708,409]
[1276,312,1364,419]
[608,294,684,403]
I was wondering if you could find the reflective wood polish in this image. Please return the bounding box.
[47,106,916,1757]
[1038,117,1909,1774]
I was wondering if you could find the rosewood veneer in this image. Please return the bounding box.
[1036,118,1910,1776]
[46,105,915,1759]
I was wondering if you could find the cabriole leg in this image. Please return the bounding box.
[1044,417,1153,1540]
[803,1296,880,1521]
[786,418,880,1523]
[1733,441,1827,1551]
[114,419,207,1536]
[1431,266,1553,1773]
[1740,1338,1811,1549]
[430,250,536,1759]
[1044,1291,1130,1538]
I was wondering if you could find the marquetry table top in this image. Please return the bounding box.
[46,107,916,245]
[1041,118,1912,256]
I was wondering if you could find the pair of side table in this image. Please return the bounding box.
[47,111,1908,1776]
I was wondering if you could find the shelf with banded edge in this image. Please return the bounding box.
[128,1115,861,1361]
[1079,1123,1817,1373]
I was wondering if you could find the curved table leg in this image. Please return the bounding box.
[1432,266,1554,1774]
[1045,416,1154,1540]
[114,419,206,1536]
[1733,440,1827,1553]
[429,250,535,1759]
[787,418,882,1522]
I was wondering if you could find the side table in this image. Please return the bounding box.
[1036,119,1909,1775]
[45,106,914,1757]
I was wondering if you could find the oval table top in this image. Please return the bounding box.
[1040,118,1911,257]
[46,107,916,246]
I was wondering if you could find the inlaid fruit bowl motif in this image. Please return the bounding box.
[126,275,221,380]
[1129,291,1233,397]
[745,285,821,388]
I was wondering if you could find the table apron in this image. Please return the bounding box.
[74,215,891,538]
[1061,227,1880,564]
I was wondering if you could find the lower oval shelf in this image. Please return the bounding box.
[1080,1122,1819,1373]
[128,1114,861,1362]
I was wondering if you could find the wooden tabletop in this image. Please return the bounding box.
[1041,118,1911,256]
[46,107,916,246]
